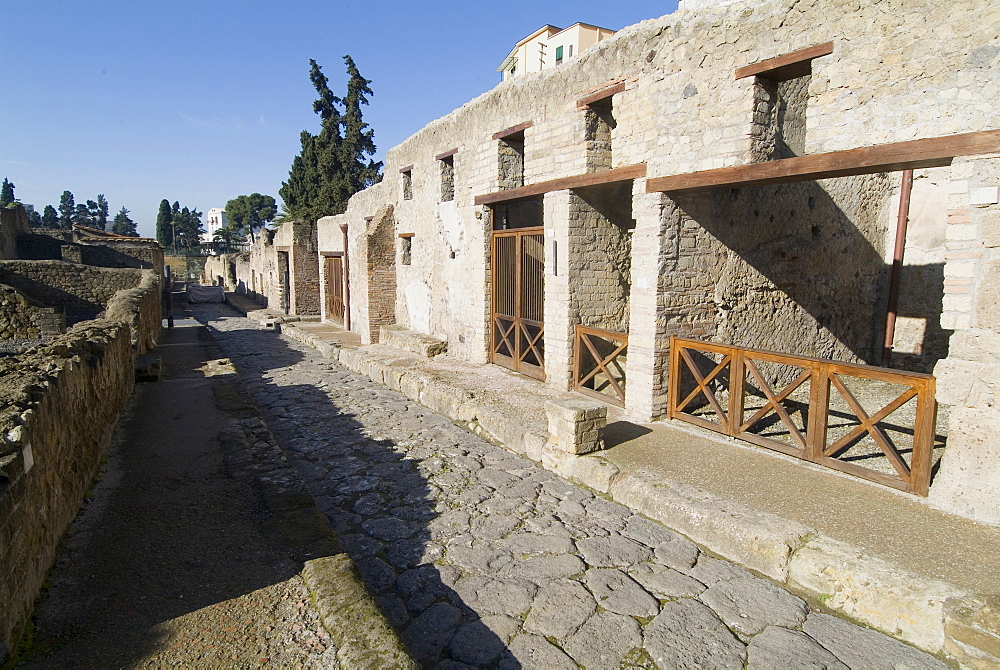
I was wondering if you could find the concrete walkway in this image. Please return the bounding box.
[227,296,999,665]
[18,313,410,669]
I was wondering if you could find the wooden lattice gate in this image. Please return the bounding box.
[326,256,345,324]
[491,227,545,380]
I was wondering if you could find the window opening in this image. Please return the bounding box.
[400,166,413,200]
[399,233,413,265]
[498,132,525,189]
[438,151,456,202]
[556,45,564,64]
[585,97,615,172]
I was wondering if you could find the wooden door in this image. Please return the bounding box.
[491,227,545,379]
[326,256,345,324]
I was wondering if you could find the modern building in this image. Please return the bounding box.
[497,23,616,81]
[203,207,228,244]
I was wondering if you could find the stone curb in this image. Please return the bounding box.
[279,333,990,660]
[210,349,416,668]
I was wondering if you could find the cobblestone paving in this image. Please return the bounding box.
[194,304,946,670]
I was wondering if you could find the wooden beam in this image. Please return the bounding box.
[735,42,834,81]
[475,164,647,206]
[576,82,626,109]
[397,232,415,238]
[435,148,458,161]
[646,130,1000,195]
[398,164,413,173]
[492,121,532,141]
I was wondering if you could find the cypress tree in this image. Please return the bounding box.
[156,198,172,247]
[280,56,381,225]
[112,206,138,236]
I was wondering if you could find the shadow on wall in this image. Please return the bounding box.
[670,175,950,374]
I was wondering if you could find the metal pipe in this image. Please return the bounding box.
[881,169,914,367]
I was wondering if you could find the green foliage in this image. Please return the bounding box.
[0,178,14,206]
[212,223,245,252]
[280,56,383,225]
[58,191,75,229]
[111,206,138,236]
[24,204,42,227]
[171,204,204,250]
[156,198,172,247]
[225,193,276,239]
[76,203,93,226]
[41,205,58,228]
[95,194,109,230]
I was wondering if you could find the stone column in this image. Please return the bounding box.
[625,181,669,421]
[543,190,573,391]
[929,154,1000,525]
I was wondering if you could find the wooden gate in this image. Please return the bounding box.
[668,336,938,495]
[491,227,545,379]
[326,256,345,324]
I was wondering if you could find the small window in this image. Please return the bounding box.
[437,150,456,202]
[555,45,564,64]
[568,45,573,58]
[399,234,413,265]
[401,169,412,200]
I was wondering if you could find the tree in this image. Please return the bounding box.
[111,206,138,236]
[42,205,58,228]
[24,204,42,227]
[225,193,276,240]
[212,224,245,253]
[171,205,204,249]
[0,179,14,206]
[76,203,93,226]
[280,56,382,225]
[156,199,172,247]
[58,191,75,229]
[94,194,109,230]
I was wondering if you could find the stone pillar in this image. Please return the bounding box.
[625,182,669,421]
[543,190,573,391]
[929,154,1000,525]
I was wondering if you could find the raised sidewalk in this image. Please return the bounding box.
[228,295,999,667]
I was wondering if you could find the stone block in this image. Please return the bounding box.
[787,535,963,654]
[944,595,1000,669]
[610,471,811,581]
[379,325,447,358]
[544,397,607,455]
[928,406,1000,526]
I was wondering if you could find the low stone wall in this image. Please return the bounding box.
[0,269,162,661]
[0,320,135,661]
[105,270,161,354]
[0,285,63,339]
[0,261,143,309]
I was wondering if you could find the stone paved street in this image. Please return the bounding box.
[194,303,946,670]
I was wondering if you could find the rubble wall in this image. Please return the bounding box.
[0,261,143,309]
[0,265,161,659]
[0,206,28,261]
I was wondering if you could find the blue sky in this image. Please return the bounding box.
[2,1,677,238]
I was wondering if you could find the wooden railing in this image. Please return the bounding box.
[668,337,938,495]
[574,326,628,407]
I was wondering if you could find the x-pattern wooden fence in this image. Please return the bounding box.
[668,337,937,495]
[573,326,628,406]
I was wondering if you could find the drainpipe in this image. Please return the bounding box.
[341,224,351,331]
[881,169,914,367]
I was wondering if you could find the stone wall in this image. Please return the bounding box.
[0,285,63,340]
[0,321,135,661]
[0,265,161,660]
[314,0,998,521]
[202,223,320,316]
[0,206,28,261]
[0,261,143,310]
